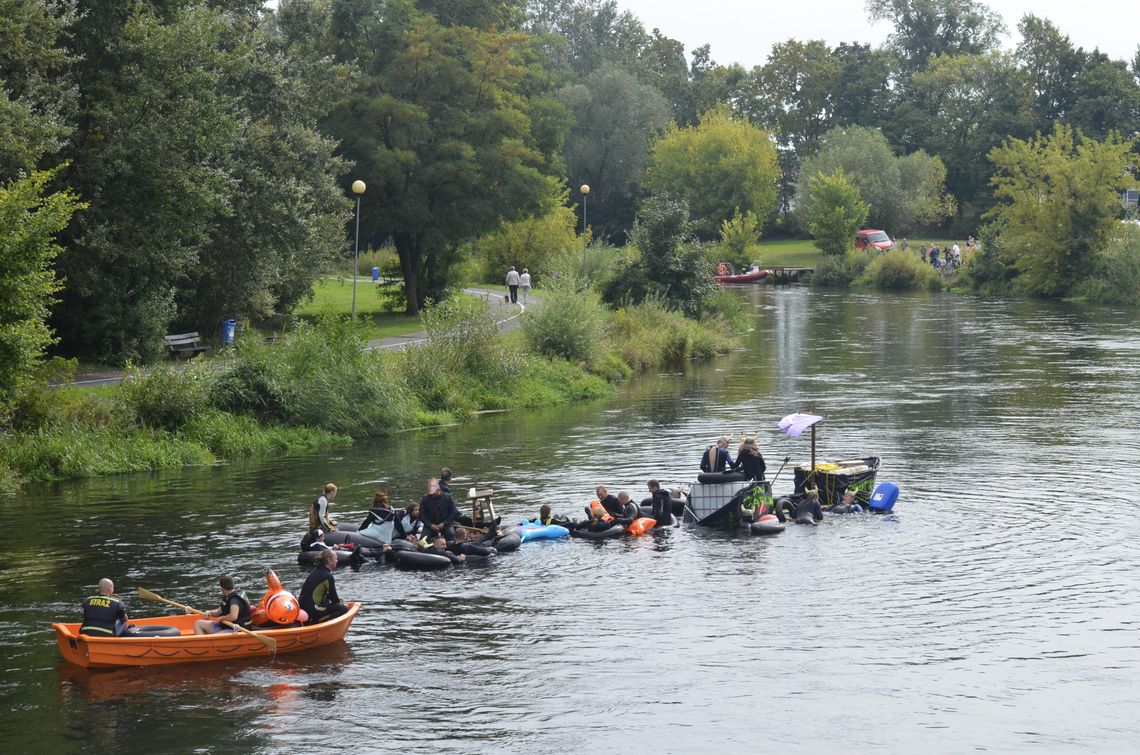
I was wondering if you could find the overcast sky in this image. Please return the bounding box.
[613,1,1139,69]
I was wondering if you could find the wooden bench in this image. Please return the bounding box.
[164,332,209,359]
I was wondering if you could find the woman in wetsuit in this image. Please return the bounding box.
[733,437,766,481]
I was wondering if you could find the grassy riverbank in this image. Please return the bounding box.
[1,294,741,490]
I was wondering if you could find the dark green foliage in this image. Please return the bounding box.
[522,276,606,363]
[602,194,716,317]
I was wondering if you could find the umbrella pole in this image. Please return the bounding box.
[811,425,816,471]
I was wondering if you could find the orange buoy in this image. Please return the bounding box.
[253,569,286,625]
[265,591,301,625]
[757,514,779,523]
[627,517,656,536]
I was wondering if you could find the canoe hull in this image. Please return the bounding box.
[53,602,361,668]
[714,270,769,284]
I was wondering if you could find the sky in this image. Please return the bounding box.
[612,0,1140,69]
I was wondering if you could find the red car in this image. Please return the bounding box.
[854,229,893,251]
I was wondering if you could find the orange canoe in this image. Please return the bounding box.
[53,602,361,668]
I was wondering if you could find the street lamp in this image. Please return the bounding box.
[351,179,366,322]
[579,183,590,275]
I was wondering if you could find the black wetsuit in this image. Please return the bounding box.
[649,489,673,526]
[795,498,824,524]
[359,506,395,530]
[734,449,767,481]
[430,547,463,565]
[597,494,624,518]
[420,492,459,541]
[299,565,348,624]
[80,595,128,636]
[700,446,733,473]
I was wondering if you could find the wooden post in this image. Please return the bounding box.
[811,424,816,471]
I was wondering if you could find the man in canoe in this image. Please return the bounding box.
[192,576,252,634]
[299,550,349,624]
[80,578,129,637]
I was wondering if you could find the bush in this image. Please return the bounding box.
[478,204,581,282]
[522,278,607,363]
[703,289,750,332]
[354,243,401,278]
[861,249,942,290]
[182,410,348,458]
[543,239,622,283]
[810,252,864,287]
[1071,225,1140,305]
[607,297,736,370]
[119,360,215,431]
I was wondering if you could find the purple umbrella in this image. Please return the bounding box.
[778,413,824,470]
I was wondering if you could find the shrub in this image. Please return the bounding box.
[810,253,860,287]
[119,360,215,431]
[703,289,750,332]
[182,410,348,458]
[861,249,942,290]
[607,296,736,370]
[522,278,607,363]
[354,243,401,278]
[478,204,581,282]
[1071,224,1140,305]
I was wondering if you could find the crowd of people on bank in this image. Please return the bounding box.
[898,236,975,272]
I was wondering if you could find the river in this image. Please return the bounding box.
[2,287,1139,753]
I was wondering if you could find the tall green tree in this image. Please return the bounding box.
[865,0,1005,75]
[798,126,954,234]
[0,0,77,179]
[326,0,568,314]
[557,64,669,240]
[644,105,779,238]
[0,169,83,401]
[987,124,1137,297]
[804,168,868,256]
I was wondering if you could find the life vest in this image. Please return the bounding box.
[589,499,613,522]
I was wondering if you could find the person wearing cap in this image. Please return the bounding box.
[193,575,252,634]
[299,550,349,624]
[733,437,766,481]
[303,529,351,552]
[700,437,734,473]
[80,578,129,637]
[420,477,459,542]
[308,483,338,532]
[794,488,824,525]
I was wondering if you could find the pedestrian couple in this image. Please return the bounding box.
[505,266,531,304]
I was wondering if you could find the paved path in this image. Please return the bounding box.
[63,287,530,388]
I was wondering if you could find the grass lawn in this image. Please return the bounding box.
[755,239,822,267]
[297,278,420,341]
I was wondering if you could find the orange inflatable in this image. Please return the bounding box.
[589,499,613,521]
[252,570,304,625]
[627,517,656,536]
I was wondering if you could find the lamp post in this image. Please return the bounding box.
[351,180,366,322]
[579,183,590,275]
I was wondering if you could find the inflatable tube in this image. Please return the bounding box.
[518,524,570,542]
[297,548,356,567]
[493,533,521,552]
[125,625,181,638]
[697,471,747,483]
[570,523,624,540]
[393,550,452,571]
[776,498,797,521]
[462,543,496,557]
[463,553,493,566]
[649,514,677,530]
[324,531,384,548]
[830,503,864,515]
[627,517,656,536]
[750,514,784,535]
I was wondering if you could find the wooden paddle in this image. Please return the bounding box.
[769,455,792,488]
[138,587,277,653]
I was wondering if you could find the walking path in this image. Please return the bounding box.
[64,287,530,388]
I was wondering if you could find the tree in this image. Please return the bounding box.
[804,168,868,256]
[744,39,838,155]
[1016,15,1083,129]
[717,209,763,269]
[602,193,716,316]
[325,0,568,314]
[987,124,1137,297]
[557,64,670,240]
[52,2,350,362]
[0,169,83,401]
[798,126,954,233]
[865,0,1005,75]
[644,106,779,238]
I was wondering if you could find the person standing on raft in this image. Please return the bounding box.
[733,437,766,481]
[309,483,338,532]
[647,480,673,526]
[700,437,734,473]
[192,575,252,634]
[299,550,349,624]
[80,578,129,637]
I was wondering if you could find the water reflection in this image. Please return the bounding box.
[2,288,1140,751]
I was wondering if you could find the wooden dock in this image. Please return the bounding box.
[767,267,814,284]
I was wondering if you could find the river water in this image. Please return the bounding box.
[2,287,1139,753]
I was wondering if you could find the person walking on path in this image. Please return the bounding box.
[519,268,532,304]
[506,266,520,303]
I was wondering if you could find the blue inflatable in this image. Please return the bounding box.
[517,524,570,542]
[868,481,899,513]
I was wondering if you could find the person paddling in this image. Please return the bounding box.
[192,575,252,634]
